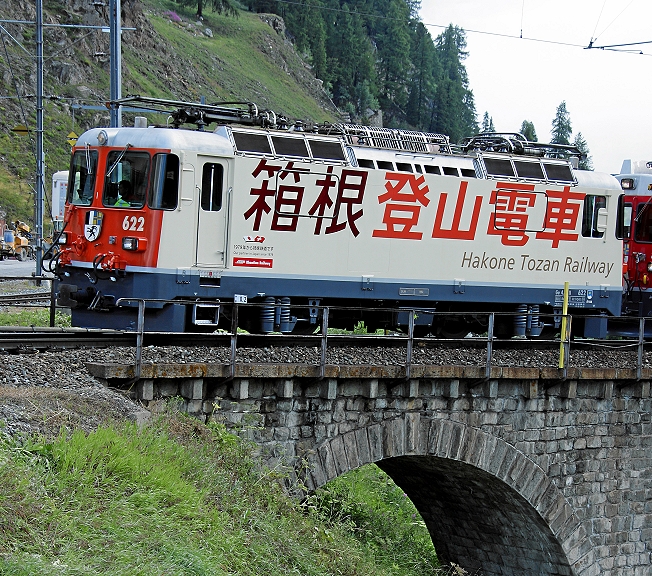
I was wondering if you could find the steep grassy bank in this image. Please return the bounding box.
[0,0,340,227]
[0,413,450,576]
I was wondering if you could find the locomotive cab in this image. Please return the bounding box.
[616,159,652,316]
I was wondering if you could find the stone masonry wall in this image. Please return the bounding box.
[90,362,652,576]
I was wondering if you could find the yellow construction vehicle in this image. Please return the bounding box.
[1,221,34,261]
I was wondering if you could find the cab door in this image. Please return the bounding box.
[196,157,229,266]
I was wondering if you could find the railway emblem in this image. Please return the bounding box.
[84,210,104,241]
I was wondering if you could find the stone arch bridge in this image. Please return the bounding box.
[90,360,652,576]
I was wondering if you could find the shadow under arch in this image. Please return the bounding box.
[303,416,593,576]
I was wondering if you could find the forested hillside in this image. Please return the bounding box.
[0,0,478,227]
[244,0,478,139]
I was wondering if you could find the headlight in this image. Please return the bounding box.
[647,262,652,273]
[122,237,138,251]
[57,232,68,244]
[621,178,635,190]
[122,237,147,251]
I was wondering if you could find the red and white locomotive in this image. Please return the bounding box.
[53,97,623,337]
[615,160,652,319]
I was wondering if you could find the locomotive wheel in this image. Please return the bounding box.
[292,323,320,335]
[436,318,470,339]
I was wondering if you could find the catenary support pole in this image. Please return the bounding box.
[35,0,44,279]
[109,0,122,127]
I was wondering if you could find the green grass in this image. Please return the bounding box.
[132,2,337,122]
[0,414,453,576]
[0,308,70,327]
[306,465,442,574]
[1,0,340,229]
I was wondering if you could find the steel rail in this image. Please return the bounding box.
[0,291,52,305]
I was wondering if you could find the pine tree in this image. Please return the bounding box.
[573,132,593,170]
[520,120,537,142]
[406,21,438,129]
[551,101,572,145]
[326,4,377,118]
[481,112,495,133]
[430,25,478,141]
[177,0,237,19]
[375,0,412,124]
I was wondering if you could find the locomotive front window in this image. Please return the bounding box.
[103,151,149,208]
[581,195,606,238]
[68,149,98,206]
[616,195,632,240]
[634,203,652,243]
[201,163,223,211]
[149,153,179,210]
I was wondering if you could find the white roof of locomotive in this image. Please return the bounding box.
[620,159,652,175]
[76,127,235,156]
[575,169,621,190]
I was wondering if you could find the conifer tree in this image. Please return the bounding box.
[178,0,237,19]
[406,21,438,128]
[573,132,593,170]
[375,0,412,124]
[520,120,537,141]
[551,101,572,145]
[430,25,478,141]
[482,112,495,133]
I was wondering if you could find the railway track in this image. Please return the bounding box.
[0,326,639,354]
[0,291,52,306]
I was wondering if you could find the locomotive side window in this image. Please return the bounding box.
[232,132,272,154]
[634,203,652,243]
[513,161,544,180]
[149,154,179,210]
[68,150,98,206]
[308,139,346,161]
[543,163,573,182]
[201,163,223,212]
[581,195,606,238]
[271,136,309,158]
[424,165,441,175]
[396,162,413,172]
[357,159,375,169]
[616,195,632,240]
[484,158,515,178]
[103,151,149,208]
[377,161,394,170]
[460,168,476,178]
[443,166,459,176]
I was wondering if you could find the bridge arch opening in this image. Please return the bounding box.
[303,418,587,576]
[378,456,572,575]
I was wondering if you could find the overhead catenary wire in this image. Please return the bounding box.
[265,0,651,55]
